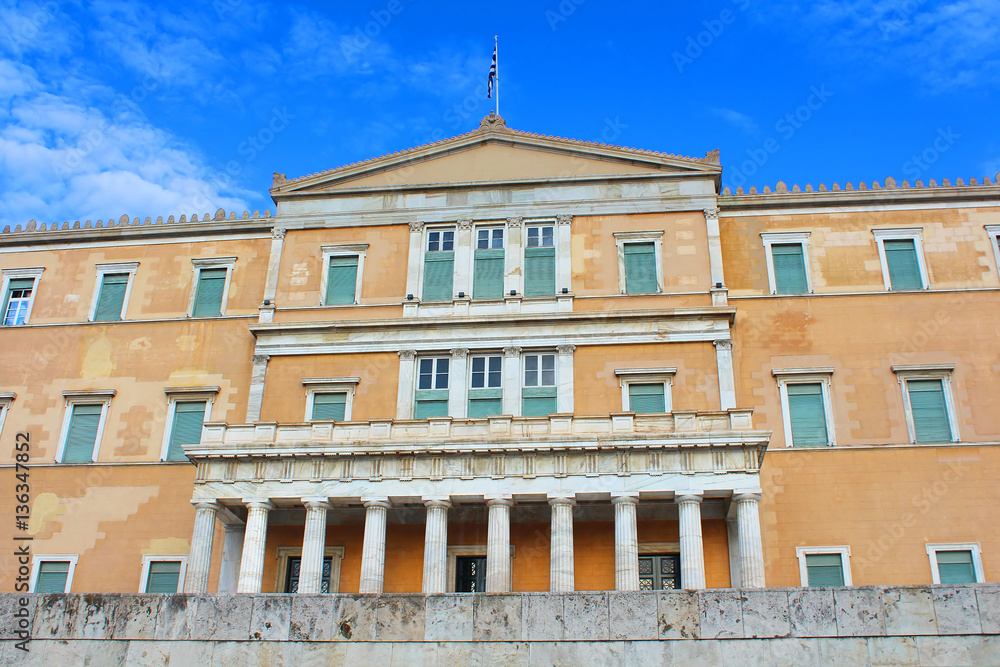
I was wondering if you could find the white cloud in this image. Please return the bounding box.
[709,107,760,136]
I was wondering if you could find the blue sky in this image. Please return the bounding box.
[1,0,999,227]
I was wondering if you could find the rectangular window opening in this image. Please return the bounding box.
[192,268,228,317]
[94,273,129,321]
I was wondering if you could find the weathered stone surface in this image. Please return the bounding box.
[298,641,349,667]
[720,638,772,666]
[249,595,292,641]
[563,593,608,640]
[0,595,35,641]
[436,640,482,666]
[31,595,71,639]
[375,596,425,641]
[669,638,723,666]
[883,587,936,636]
[111,596,160,640]
[834,588,885,637]
[522,594,564,641]
[213,640,303,666]
[152,595,198,640]
[328,596,377,641]
[621,640,669,665]
[659,590,700,639]
[473,595,522,641]
[344,642,392,665]
[530,640,624,666]
[169,640,214,666]
[42,639,128,666]
[967,635,1000,665]
[289,595,334,641]
[123,640,171,667]
[192,595,253,640]
[818,636,868,666]
[933,586,982,635]
[868,636,920,667]
[700,589,743,639]
[425,595,473,641]
[388,642,436,667]
[916,635,973,666]
[789,589,836,637]
[743,590,791,638]
[976,585,1000,634]
[476,641,529,667]
[609,592,657,640]
[767,637,823,667]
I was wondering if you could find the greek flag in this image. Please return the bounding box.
[487,45,497,98]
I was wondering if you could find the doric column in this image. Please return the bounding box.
[299,497,331,594]
[485,497,514,592]
[714,339,736,410]
[505,217,523,296]
[704,208,726,288]
[676,493,707,590]
[454,220,474,297]
[184,500,220,593]
[734,492,766,588]
[555,215,573,293]
[556,344,575,413]
[218,524,245,593]
[612,494,640,591]
[236,499,274,593]
[502,346,522,415]
[246,354,270,422]
[448,348,469,419]
[422,498,451,594]
[360,498,391,594]
[405,222,424,298]
[396,350,417,419]
[549,496,576,592]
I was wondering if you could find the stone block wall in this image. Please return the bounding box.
[1,586,998,665]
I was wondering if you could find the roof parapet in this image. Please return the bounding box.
[2,208,274,235]
[722,174,999,197]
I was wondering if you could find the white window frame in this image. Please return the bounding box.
[275,545,346,593]
[138,555,189,593]
[892,364,960,444]
[925,542,984,585]
[872,228,929,291]
[469,354,504,390]
[522,219,562,299]
[986,225,1000,280]
[613,231,664,294]
[1,267,44,325]
[772,368,837,447]
[523,352,557,388]
[0,392,14,438]
[419,226,457,301]
[55,390,116,463]
[188,257,236,317]
[88,262,139,321]
[160,387,219,461]
[760,232,813,295]
[302,377,360,421]
[29,555,79,593]
[795,545,852,586]
[615,367,676,413]
[319,244,368,306]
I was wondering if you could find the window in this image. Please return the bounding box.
[761,232,812,295]
[161,387,216,462]
[303,377,359,422]
[987,225,1000,279]
[473,227,505,299]
[415,357,450,418]
[284,556,334,593]
[524,224,555,297]
[873,229,928,290]
[522,353,556,416]
[56,391,115,463]
[774,369,836,447]
[469,354,503,417]
[30,556,78,593]
[275,546,345,593]
[89,262,138,322]
[455,556,487,592]
[321,244,367,306]
[1,268,43,325]
[422,228,455,301]
[614,231,663,294]
[140,556,187,593]
[189,257,236,317]
[796,546,852,586]
[616,368,675,414]
[639,554,681,590]
[893,365,959,444]
[0,393,14,438]
[926,544,984,585]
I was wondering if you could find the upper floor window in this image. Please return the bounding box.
[415,357,450,418]
[0,393,13,439]
[140,556,188,593]
[614,231,663,294]
[892,364,959,444]
[468,354,503,417]
[56,390,115,463]
[616,368,676,414]
[524,224,556,297]
[161,386,218,462]
[1,268,43,325]
[761,232,812,295]
[522,353,556,416]
[474,227,505,299]
[926,543,984,584]
[773,368,836,447]
[321,244,368,306]
[189,257,236,317]
[796,546,852,587]
[89,262,138,322]
[987,225,1000,279]
[873,229,928,291]
[422,228,455,301]
[30,555,78,593]
[303,377,360,421]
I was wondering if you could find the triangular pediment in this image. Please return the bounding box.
[272,115,720,196]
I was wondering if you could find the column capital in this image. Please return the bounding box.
[362,497,392,510]
[547,496,576,507]
[676,493,704,504]
[556,344,576,355]
[424,498,452,510]
[243,498,275,511]
[271,227,287,240]
[713,339,733,351]
[302,497,331,511]
[611,494,639,506]
[503,346,522,358]
[457,219,473,230]
[409,221,424,233]
[450,348,469,359]
[251,354,270,365]
[485,496,514,508]
[733,492,763,503]
[506,216,523,228]
[556,214,573,226]
[704,208,720,221]
[399,349,417,361]
[191,499,222,512]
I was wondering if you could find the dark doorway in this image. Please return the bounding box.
[284,556,333,593]
[455,556,487,592]
[638,554,681,590]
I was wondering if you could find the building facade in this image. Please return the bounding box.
[2,114,998,598]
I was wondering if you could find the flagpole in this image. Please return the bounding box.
[494,35,499,117]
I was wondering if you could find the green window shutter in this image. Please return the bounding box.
[624,243,658,293]
[415,389,449,419]
[473,248,504,299]
[166,401,206,461]
[787,383,829,447]
[908,379,952,443]
[145,561,182,593]
[312,392,347,421]
[192,268,227,317]
[34,561,70,593]
[94,273,129,321]
[325,256,359,305]
[468,398,503,418]
[772,243,809,294]
[522,387,557,417]
[422,252,454,301]
[805,554,845,586]
[883,239,923,290]
[628,383,666,414]
[937,550,976,584]
[524,246,555,297]
[62,403,103,463]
